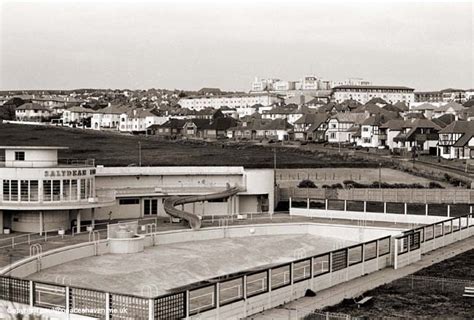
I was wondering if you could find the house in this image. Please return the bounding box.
[293,113,329,141]
[201,117,239,139]
[392,119,441,154]
[182,119,210,138]
[61,105,95,126]
[91,104,128,130]
[15,103,52,122]
[409,103,437,119]
[359,115,386,148]
[438,121,474,159]
[255,119,293,141]
[325,113,368,144]
[261,105,298,122]
[119,108,167,133]
[379,119,406,150]
[147,119,187,138]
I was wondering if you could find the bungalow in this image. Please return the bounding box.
[202,117,239,139]
[147,119,187,138]
[255,119,293,141]
[15,103,52,122]
[438,121,474,159]
[182,119,209,138]
[325,113,368,144]
[293,113,329,141]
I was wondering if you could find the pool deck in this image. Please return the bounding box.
[27,234,356,297]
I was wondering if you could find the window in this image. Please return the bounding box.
[53,180,61,201]
[80,179,86,199]
[15,151,25,161]
[43,180,52,201]
[21,180,29,201]
[119,198,140,205]
[10,180,18,201]
[3,180,9,201]
[30,181,38,201]
[71,180,78,200]
[63,180,70,200]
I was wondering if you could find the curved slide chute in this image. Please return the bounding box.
[163,186,240,230]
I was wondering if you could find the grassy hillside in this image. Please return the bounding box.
[0,123,379,168]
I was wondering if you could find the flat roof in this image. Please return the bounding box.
[0,146,68,150]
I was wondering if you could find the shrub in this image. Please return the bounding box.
[297,179,317,188]
[428,182,444,189]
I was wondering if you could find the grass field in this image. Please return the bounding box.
[322,249,474,319]
[0,123,380,168]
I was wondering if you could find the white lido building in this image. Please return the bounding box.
[0,146,275,234]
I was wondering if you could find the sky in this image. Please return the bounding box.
[0,0,472,92]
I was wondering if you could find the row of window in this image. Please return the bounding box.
[2,179,94,202]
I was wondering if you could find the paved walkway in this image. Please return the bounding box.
[249,235,474,319]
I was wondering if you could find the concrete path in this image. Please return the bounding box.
[250,235,474,319]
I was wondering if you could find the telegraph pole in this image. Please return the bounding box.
[138,141,142,167]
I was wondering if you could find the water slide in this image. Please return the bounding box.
[163,186,240,230]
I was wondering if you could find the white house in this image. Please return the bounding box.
[119,108,168,133]
[438,121,474,159]
[62,106,95,126]
[326,113,368,144]
[91,104,128,130]
[359,115,385,148]
[15,103,52,122]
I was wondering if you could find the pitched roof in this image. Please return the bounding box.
[294,113,329,125]
[16,103,50,111]
[432,114,456,128]
[436,101,465,112]
[67,105,94,113]
[411,103,437,111]
[366,97,388,105]
[439,121,474,147]
[380,119,405,130]
[331,113,368,124]
[393,101,409,111]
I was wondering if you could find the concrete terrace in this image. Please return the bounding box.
[27,233,356,297]
[0,214,416,270]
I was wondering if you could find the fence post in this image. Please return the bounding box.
[105,292,110,320]
[29,280,34,307]
[66,286,70,314]
[148,298,154,320]
[11,238,14,249]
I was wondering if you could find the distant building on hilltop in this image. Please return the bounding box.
[332,85,415,105]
